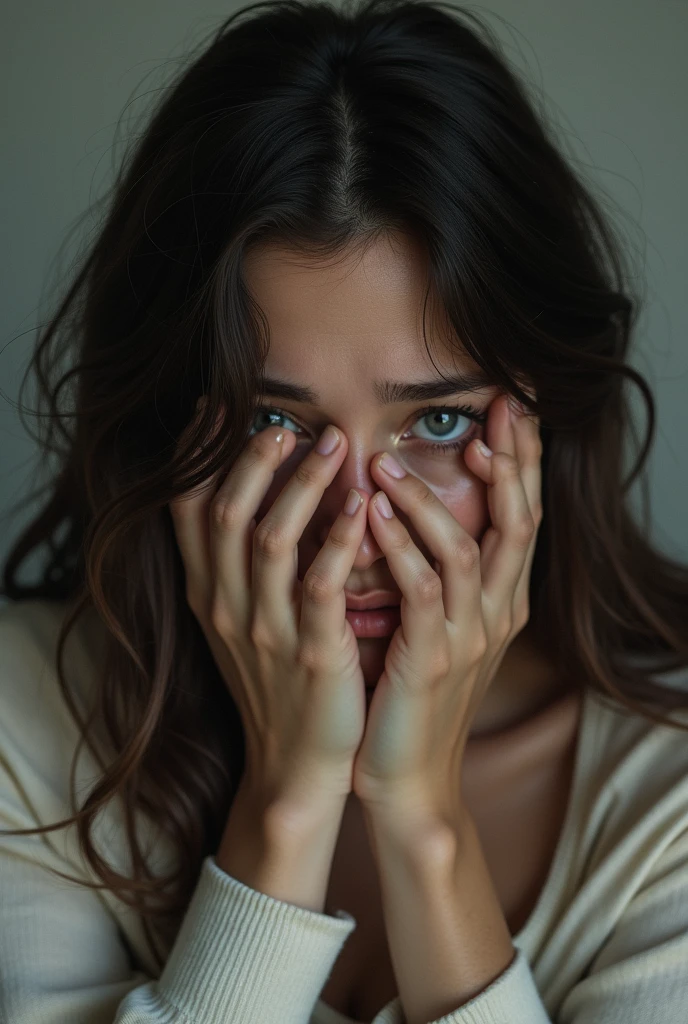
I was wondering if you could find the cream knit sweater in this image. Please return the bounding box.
[1,597,688,1023]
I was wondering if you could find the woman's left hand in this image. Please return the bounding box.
[352,392,543,831]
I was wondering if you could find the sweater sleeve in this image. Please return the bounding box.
[0,822,356,1024]
[118,856,357,1023]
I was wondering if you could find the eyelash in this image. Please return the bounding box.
[410,403,488,453]
[253,402,488,455]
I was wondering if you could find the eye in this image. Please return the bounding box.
[249,406,301,436]
[407,403,487,453]
[248,402,488,456]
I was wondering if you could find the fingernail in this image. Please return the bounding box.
[373,492,394,519]
[476,440,493,458]
[378,452,406,479]
[343,488,363,516]
[315,425,341,455]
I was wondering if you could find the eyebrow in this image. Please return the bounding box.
[258,370,493,405]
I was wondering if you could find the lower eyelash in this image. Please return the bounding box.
[415,403,487,454]
[423,436,473,454]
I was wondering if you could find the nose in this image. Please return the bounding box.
[315,439,386,570]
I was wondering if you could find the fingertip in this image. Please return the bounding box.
[279,428,297,460]
[343,487,364,517]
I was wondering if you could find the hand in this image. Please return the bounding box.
[350,393,543,828]
[168,402,372,827]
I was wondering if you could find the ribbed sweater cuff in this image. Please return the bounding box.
[158,854,356,1024]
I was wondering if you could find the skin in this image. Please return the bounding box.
[242,230,566,741]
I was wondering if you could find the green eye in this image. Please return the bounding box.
[411,407,472,442]
[408,403,487,454]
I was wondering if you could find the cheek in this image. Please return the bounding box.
[401,450,489,541]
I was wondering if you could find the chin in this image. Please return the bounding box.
[357,635,391,685]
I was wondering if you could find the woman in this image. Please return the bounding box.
[1,1,687,1022]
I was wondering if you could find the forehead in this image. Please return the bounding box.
[242,233,478,385]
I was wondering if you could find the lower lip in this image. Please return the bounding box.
[345,606,401,638]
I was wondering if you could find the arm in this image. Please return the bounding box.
[0,784,356,1024]
[364,803,688,1024]
[363,803,548,1024]
[215,780,348,915]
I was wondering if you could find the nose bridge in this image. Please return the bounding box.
[332,433,380,499]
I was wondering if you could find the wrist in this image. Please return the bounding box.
[215,783,348,914]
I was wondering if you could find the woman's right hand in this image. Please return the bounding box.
[168,402,370,828]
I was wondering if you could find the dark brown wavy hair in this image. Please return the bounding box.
[2,0,688,971]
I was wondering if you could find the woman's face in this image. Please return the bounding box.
[242,233,502,684]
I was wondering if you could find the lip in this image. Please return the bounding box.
[344,590,402,611]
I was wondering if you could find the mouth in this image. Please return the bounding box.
[345,604,401,639]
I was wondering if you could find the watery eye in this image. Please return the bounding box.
[410,408,474,444]
[249,407,300,436]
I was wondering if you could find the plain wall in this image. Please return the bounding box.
[1,0,687,592]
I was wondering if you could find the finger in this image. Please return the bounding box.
[477,397,536,608]
[508,393,542,526]
[298,487,369,652]
[210,424,297,628]
[250,425,349,634]
[368,453,481,626]
[367,490,449,662]
[507,399,543,628]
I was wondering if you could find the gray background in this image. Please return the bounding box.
[2,0,687,592]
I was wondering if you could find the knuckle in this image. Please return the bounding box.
[210,497,244,533]
[471,630,489,662]
[414,568,443,605]
[413,479,436,508]
[326,527,350,553]
[494,452,520,476]
[303,570,334,607]
[453,536,480,573]
[447,532,478,568]
[253,519,288,560]
[248,615,275,650]
[513,515,535,548]
[390,528,414,555]
[210,599,235,640]
[294,459,321,488]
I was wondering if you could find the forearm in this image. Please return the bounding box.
[215,784,347,915]
[364,803,515,1024]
